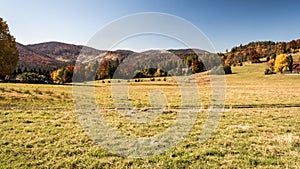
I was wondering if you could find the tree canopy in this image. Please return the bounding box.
[274,54,293,73]
[0,17,19,78]
[51,65,74,84]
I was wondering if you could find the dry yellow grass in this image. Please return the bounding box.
[0,63,299,168]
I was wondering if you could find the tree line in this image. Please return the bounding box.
[220,40,300,66]
[50,53,231,84]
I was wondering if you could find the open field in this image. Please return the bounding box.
[0,63,299,168]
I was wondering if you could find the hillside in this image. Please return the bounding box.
[16,42,134,71]
[221,39,300,65]
[16,42,211,72]
[27,42,83,62]
[16,43,67,70]
[168,48,210,58]
[16,38,300,78]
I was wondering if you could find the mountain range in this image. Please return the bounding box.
[16,41,209,71]
[17,38,300,72]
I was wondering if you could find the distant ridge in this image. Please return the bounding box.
[16,41,211,71]
[16,42,66,70]
[16,38,300,71]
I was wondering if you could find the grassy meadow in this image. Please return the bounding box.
[0,63,299,168]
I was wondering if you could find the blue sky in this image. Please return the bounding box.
[1,0,300,52]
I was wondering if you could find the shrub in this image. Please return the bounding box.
[223,65,232,74]
[264,68,275,75]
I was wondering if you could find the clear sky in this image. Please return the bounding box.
[1,0,300,52]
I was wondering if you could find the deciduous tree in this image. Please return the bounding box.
[274,54,293,73]
[0,18,19,78]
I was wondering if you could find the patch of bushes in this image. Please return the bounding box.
[224,65,232,74]
[264,68,275,75]
[19,72,47,83]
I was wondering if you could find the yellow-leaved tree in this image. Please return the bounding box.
[50,68,64,84]
[274,54,293,73]
[50,65,74,84]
